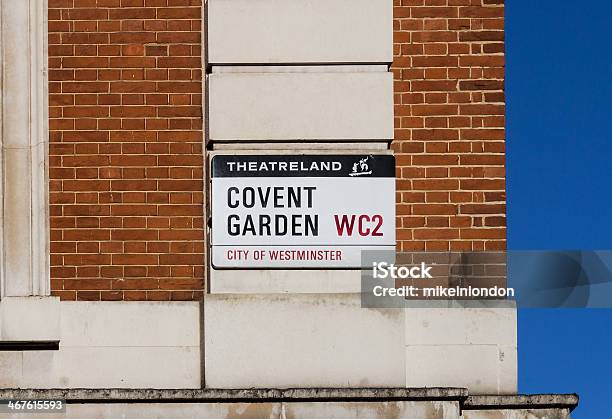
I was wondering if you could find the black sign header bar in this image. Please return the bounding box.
[212,154,395,178]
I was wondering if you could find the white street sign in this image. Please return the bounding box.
[211,154,396,268]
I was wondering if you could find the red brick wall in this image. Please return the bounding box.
[48,0,204,301]
[392,0,506,252]
[47,0,505,300]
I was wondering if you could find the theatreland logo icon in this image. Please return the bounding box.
[349,157,372,177]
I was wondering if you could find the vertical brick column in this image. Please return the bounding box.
[48,0,204,301]
[392,0,506,252]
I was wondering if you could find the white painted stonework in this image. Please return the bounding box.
[0,302,201,388]
[209,269,362,293]
[0,299,517,394]
[208,70,394,141]
[0,297,60,342]
[207,0,393,64]
[62,401,459,419]
[403,306,517,394]
[204,294,518,394]
[405,344,516,395]
[204,293,407,388]
[212,142,390,151]
[63,403,570,419]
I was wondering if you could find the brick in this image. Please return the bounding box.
[459,80,503,91]
[460,55,505,67]
[49,2,204,301]
[411,7,458,18]
[49,0,504,300]
[459,6,504,18]
[108,8,156,19]
[459,31,504,42]
[156,7,200,19]
[109,32,156,44]
[156,32,200,43]
[391,1,506,255]
[460,204,506,214]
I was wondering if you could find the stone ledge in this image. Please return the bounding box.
[0,389,580,414]
[463,394,579,412]
[0,388,467,403]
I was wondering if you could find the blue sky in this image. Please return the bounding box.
[507,1,612,417]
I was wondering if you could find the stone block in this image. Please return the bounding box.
[204,293,405,388]
[208,0,393,64]
[208,71,394,141]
